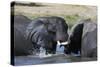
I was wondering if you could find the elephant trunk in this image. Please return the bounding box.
[56,32,69,42]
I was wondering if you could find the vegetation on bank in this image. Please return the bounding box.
[12,2,97,29]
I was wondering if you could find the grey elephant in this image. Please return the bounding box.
[13,15,69,56]
[64,19,97,58]
[14,15,33,56]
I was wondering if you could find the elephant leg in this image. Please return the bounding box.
[45,42,57,55]
[92,47,97,57]
[64,45,71,54]
[52,42,57,54]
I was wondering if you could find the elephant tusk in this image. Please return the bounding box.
[61,41,69,45]
[57,41,69,46]
[57,41,61,45]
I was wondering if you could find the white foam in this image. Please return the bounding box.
[38,47,53,58]
[34,41,69,58]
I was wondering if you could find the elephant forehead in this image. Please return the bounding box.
[82,22,97,38]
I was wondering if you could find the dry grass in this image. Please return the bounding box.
[12,2,97,28]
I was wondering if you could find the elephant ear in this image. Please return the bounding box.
[25,19,45,40]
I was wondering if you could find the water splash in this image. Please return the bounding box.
[33,41,68,58]
[39,47,53,58]
[56,45,64,54]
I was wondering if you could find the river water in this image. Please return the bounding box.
[14,45,97,66]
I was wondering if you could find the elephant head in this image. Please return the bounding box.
[43,16,69,42]
[26,16,69,55]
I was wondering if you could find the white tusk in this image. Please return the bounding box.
[57,41,69,46]
[57,41,61,45]
[60,41,69,45]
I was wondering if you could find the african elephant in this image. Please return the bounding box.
[13,15,69,56]
[14,15,33,56]
[64,19,97,58]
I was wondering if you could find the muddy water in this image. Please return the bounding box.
[14,45,97,66]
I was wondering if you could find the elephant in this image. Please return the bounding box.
[13,15,33,56]
[25,16,69,55]
[64,19,97,58]
[13,15,69,56]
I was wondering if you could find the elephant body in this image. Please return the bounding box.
[81,21,97,57]
[14,15,33,56]
[64,19,97,58]
[13,15,68,56]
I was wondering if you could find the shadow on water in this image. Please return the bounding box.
[15,45,97,66]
